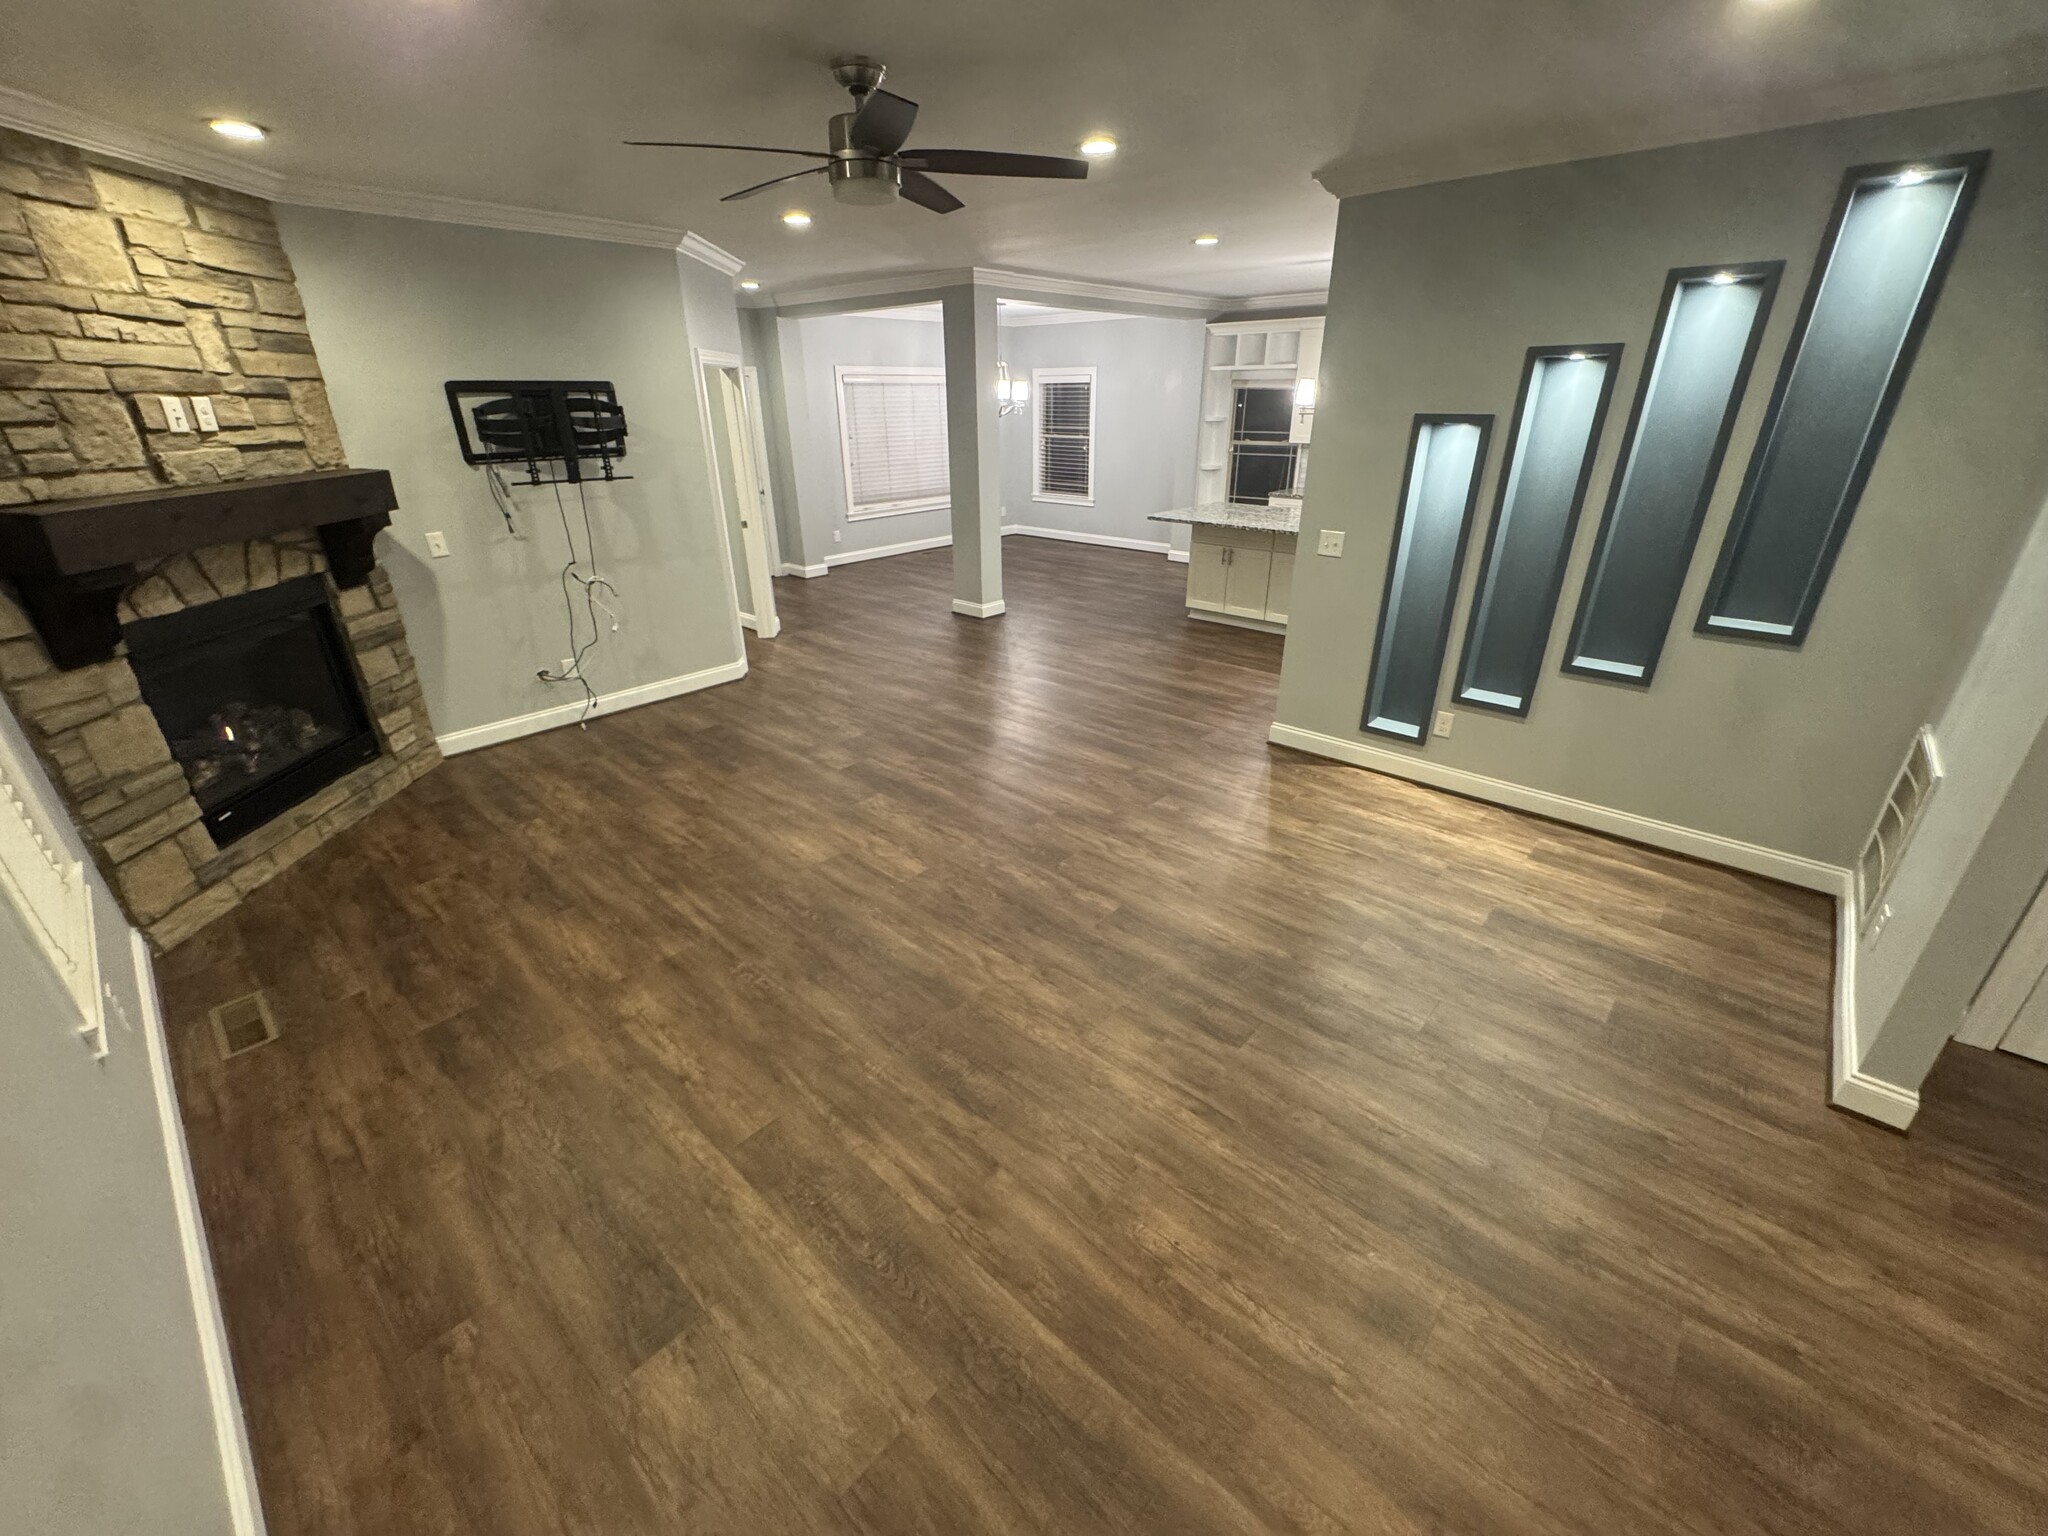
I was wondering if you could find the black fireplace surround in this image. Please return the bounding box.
[125,575,380,847]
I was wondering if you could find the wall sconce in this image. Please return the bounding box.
[995,361,1030,416]
[1294,377,1318,411]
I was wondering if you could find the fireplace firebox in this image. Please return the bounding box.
[125,575,381,847]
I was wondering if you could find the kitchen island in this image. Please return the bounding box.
[1149,501,1300,631]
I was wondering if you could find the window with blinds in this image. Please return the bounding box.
[1033,368,1095,504]
[834,366,951,518]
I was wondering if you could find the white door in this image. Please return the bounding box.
[1958,873,2048,1065]
[707,363,779,638]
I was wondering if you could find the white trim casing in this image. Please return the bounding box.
[1264,720,1923,1128]
[1032,366,1097,507]
[1003,525,1170,555]
[826,534,953,567]
[436,659,749,756]
[687,347,765,653]
[134,927,268,1534]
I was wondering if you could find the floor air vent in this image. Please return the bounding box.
[210,991,279,1059]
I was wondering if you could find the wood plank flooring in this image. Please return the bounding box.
[159,538,2048,1535]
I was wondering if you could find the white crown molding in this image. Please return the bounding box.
[970,266,1219,314]
[1226,290,1329,313]
[679,231,747,275]
[0,82,686,250]
[770,264,1229,316]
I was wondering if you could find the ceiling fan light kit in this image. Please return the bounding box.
[627,55,1091,216]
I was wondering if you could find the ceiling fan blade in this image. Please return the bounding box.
[899,169,964,215]
[848,89,919,156]
[624,140,832,159]
[721,166,829,203]
[899,149,1089,179]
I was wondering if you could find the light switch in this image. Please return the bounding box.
[158,395,192,433]
[1433,710,1455,738]
[1316,529,1345,557]
[424,531,450,558]
[190,395,219,432]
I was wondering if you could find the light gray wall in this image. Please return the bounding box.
[275,206,744,739]
[784,313,952,559]
[739,306,805,569]
[0,701,241,1534]
[675,251,744,359]
[997,316,1206,551]
[1276,88,2048,866]
[1856,488,2048,1087]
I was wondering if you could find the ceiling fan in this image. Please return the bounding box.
[627,56,1090,214]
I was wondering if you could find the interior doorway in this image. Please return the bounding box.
[695,348,780,639]
[1957,871,2048,1066]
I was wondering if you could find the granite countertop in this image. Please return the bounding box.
[1148,501,1302,534]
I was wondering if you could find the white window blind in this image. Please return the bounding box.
[835,366,950,518]
[1034,368,1095,504]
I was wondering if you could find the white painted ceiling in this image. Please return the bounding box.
[2,1,2043,301]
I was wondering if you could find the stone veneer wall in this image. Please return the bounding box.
[0,126,437,949]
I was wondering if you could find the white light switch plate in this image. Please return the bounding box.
[189,395,219,432]
[158,395,192,433]
[424,531,450,558]
[1433,710,1455,738]
[1316,529,1345,557]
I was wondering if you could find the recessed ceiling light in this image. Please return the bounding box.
[739,279,761,290]
[208,118,267,142]
[1078,135,1118,158]
[782,210,812,228]
[1895,167,1931,186]
[1192,234,1220,247]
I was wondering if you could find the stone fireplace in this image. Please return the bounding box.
[0,126,436,949]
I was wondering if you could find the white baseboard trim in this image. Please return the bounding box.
[777,562,829,579]
[437,658,749,755]
[1003,525,1172,555]
[1267,720,1924,1128]
[135,927,267,1534]
[952,598,1007,618]
[1828,881,1920,1129]
[1191,610,1286,635]
[825,534,953,567]
[1266,722,1846,893]
[1168,550,1190,565]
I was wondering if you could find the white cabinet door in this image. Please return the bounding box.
[1223,534,1274,619]
[1265,538,1295,623]
[1186,533,1229,612]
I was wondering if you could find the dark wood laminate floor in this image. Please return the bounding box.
[160,539,2048,1536]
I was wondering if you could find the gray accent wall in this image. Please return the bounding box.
[1275,88,2048,866]
[781,313,952,560]
[275,206,744,740]
[0,702,240,1534]
[996,316,1206,551]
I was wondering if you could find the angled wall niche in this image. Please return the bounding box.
[1699,152,1989,645]
[1564,263,1782,685]
[1362,414,1493,743]
[1455,344,1622,716]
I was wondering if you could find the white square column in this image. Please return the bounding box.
[940,282,1004,617]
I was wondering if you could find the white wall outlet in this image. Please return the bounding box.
[1433,710,1455,738]
[833,529,842,543]
[1316,529,1345,557]
[560,658,576,676]
[158,395,192,434]
[189,395,219,432]
[424,531,450,558]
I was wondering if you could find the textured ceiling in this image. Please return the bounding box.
[2,0,2043,299]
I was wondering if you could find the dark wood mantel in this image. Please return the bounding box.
[0,469,398,669]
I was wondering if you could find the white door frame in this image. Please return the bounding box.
[1956,869,2048,1054]
[692,347,779,639]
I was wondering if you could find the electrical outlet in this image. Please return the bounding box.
[424,530,450,558]
[158,395,192,434]
[189,395,219,432]
[833,529,843,543]
[1433,710,1455,738]
[1316,529,1345,557]
[560,657,576,676]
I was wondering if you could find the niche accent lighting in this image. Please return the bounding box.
[208,118,267,142]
